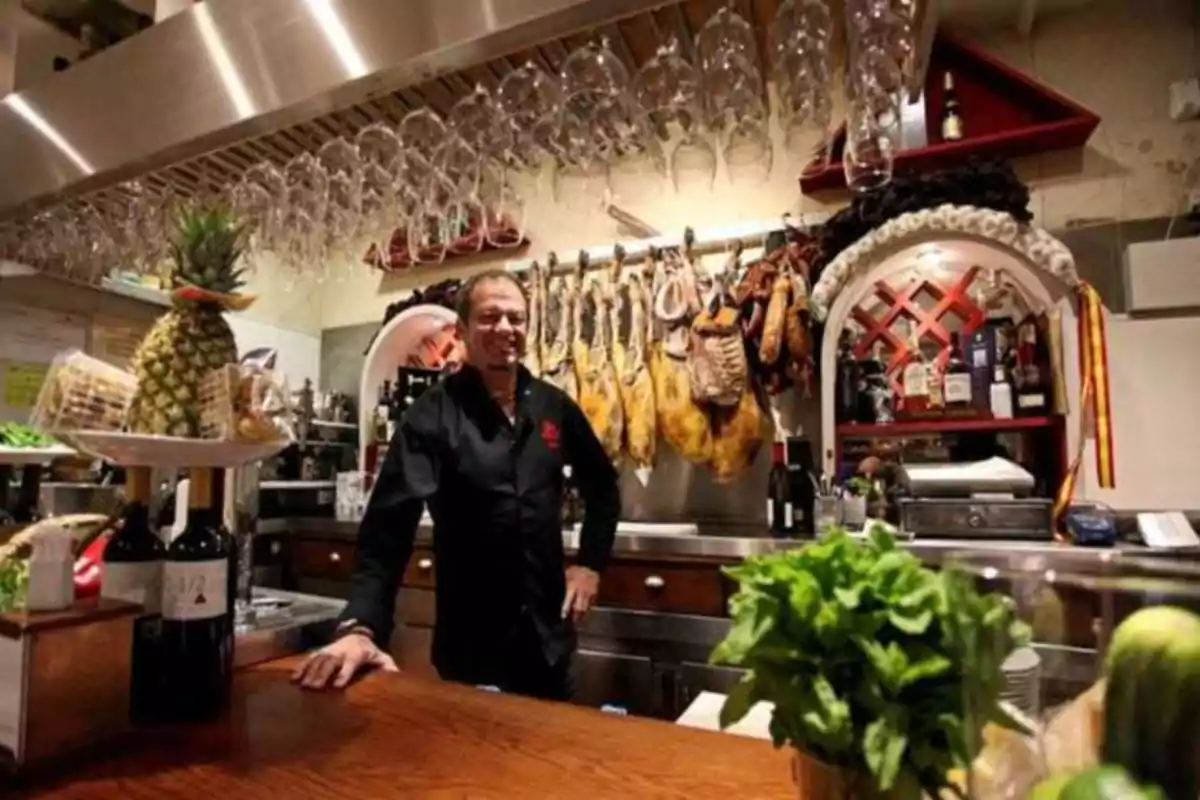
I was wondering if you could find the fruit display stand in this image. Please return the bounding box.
[66,431,289,469]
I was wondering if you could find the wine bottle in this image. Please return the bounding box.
[161,468,233,723]
[1015,317,1049,416]
[835,331,859,424]
[943,333,974,408]
[561,465,581,528]
[901,322,929,415]
[989,363,1014,420]
[766,441,794,536]
[941,71,964,142]
[102,467,165,723]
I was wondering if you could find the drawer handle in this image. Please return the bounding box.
[329,551,342,563]
[417,558,434,571]
[644,575,665,590]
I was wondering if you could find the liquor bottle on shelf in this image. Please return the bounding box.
[866,343,895,425]
[989,362,1014,420]
[785,437,815,537]
[160,467,233,723]
[375,380,392,443]
[940,71,965,142]
[561,465,581,528]
[101,466,165,723]
[926,345,944,412]
[835,330,859,424]
[856,342,886,424]
[943,332,974,409]
[766,440,794,536]
[901,323,929,416]
[1015,316,1049,416]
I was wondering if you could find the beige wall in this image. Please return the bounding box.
[314,0,1200,331]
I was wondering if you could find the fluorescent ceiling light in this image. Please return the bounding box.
[2,94,95,175]
[195,1,256,119]
[303,0,369,80]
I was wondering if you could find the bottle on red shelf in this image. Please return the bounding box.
[943,332,974,410]
[900,321,929,416]
[1015,315,1049,416]
[835,331,860,424]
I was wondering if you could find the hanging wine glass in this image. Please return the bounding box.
[843,97,897,192]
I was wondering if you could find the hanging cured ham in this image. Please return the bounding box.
[706,254,767,482]
[647,249,712,465]
[610,247,656,483]
[572,255,624,463]
[539,253,578,402]
[710,388,767,483]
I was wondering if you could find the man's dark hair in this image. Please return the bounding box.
[455,269,528,323]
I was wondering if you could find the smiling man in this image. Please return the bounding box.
[293,269,620,701]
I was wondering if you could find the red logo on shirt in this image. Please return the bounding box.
[541,420,561,450]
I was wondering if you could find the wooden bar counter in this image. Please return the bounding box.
[15,657,794,799]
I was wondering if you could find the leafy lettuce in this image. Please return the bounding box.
[711,525,1030,798]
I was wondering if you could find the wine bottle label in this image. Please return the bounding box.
[784,503,794,529]
[1018,393,1046,409]
[902,365,928,397]
[942,115,963,140]
[102,561,163,616]
[162,559,228,621]
[766,500,774,527]
[944,375,972,403]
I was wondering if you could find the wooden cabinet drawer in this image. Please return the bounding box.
[291,539,356,581]
[597,563,727,617]
[402,547,437,588]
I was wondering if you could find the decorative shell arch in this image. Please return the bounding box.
[813,205,1089,478]
[810,205,1080,321]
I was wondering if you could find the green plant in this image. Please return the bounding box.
[846,476,880,500]
[0,557,28,612]
[711,525,1030,799]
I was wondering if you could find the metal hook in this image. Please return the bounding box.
[547,251,559,275]
[577,250,590,278]
[683,226,696,253]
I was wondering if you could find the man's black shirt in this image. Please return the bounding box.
[340,365,620,677]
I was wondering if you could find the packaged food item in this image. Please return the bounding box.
[31,350,137,435]
[199,364,294,443]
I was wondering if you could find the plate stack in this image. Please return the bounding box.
[1000,646,1043,718]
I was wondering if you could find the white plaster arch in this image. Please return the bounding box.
[810,205,1080,322]
[819,234,1083,476]
[357,304,458,471]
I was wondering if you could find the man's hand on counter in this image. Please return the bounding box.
[291,633,399,690]
[561,566,600,624]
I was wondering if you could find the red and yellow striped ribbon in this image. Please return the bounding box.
[1054,282,1115,532]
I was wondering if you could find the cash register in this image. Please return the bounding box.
[897,457,1054,540]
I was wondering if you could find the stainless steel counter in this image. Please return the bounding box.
[235,587,345,669]
[256,517,1172,566]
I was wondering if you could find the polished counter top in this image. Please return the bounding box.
[16,658,794,799]
[258,516,1179,566]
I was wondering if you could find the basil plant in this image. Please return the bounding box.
[711,526,1030,799]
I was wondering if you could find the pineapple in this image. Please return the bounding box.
[126,205,247,437]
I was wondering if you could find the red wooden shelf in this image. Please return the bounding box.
[800,32,1101,193]
[837,416,1059,438]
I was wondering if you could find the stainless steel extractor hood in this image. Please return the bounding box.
[0,0,668,219]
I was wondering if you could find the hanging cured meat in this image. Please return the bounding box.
[572,253,624,463]
[758,272,791,367]
[540,253,578,402]
[610,246,656,482]
[522,261,542,377]
[688,268,748,409]
[710,387,767,484]
[784,267,815,398]
[646,249,712,465]
[706,253,767,482]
